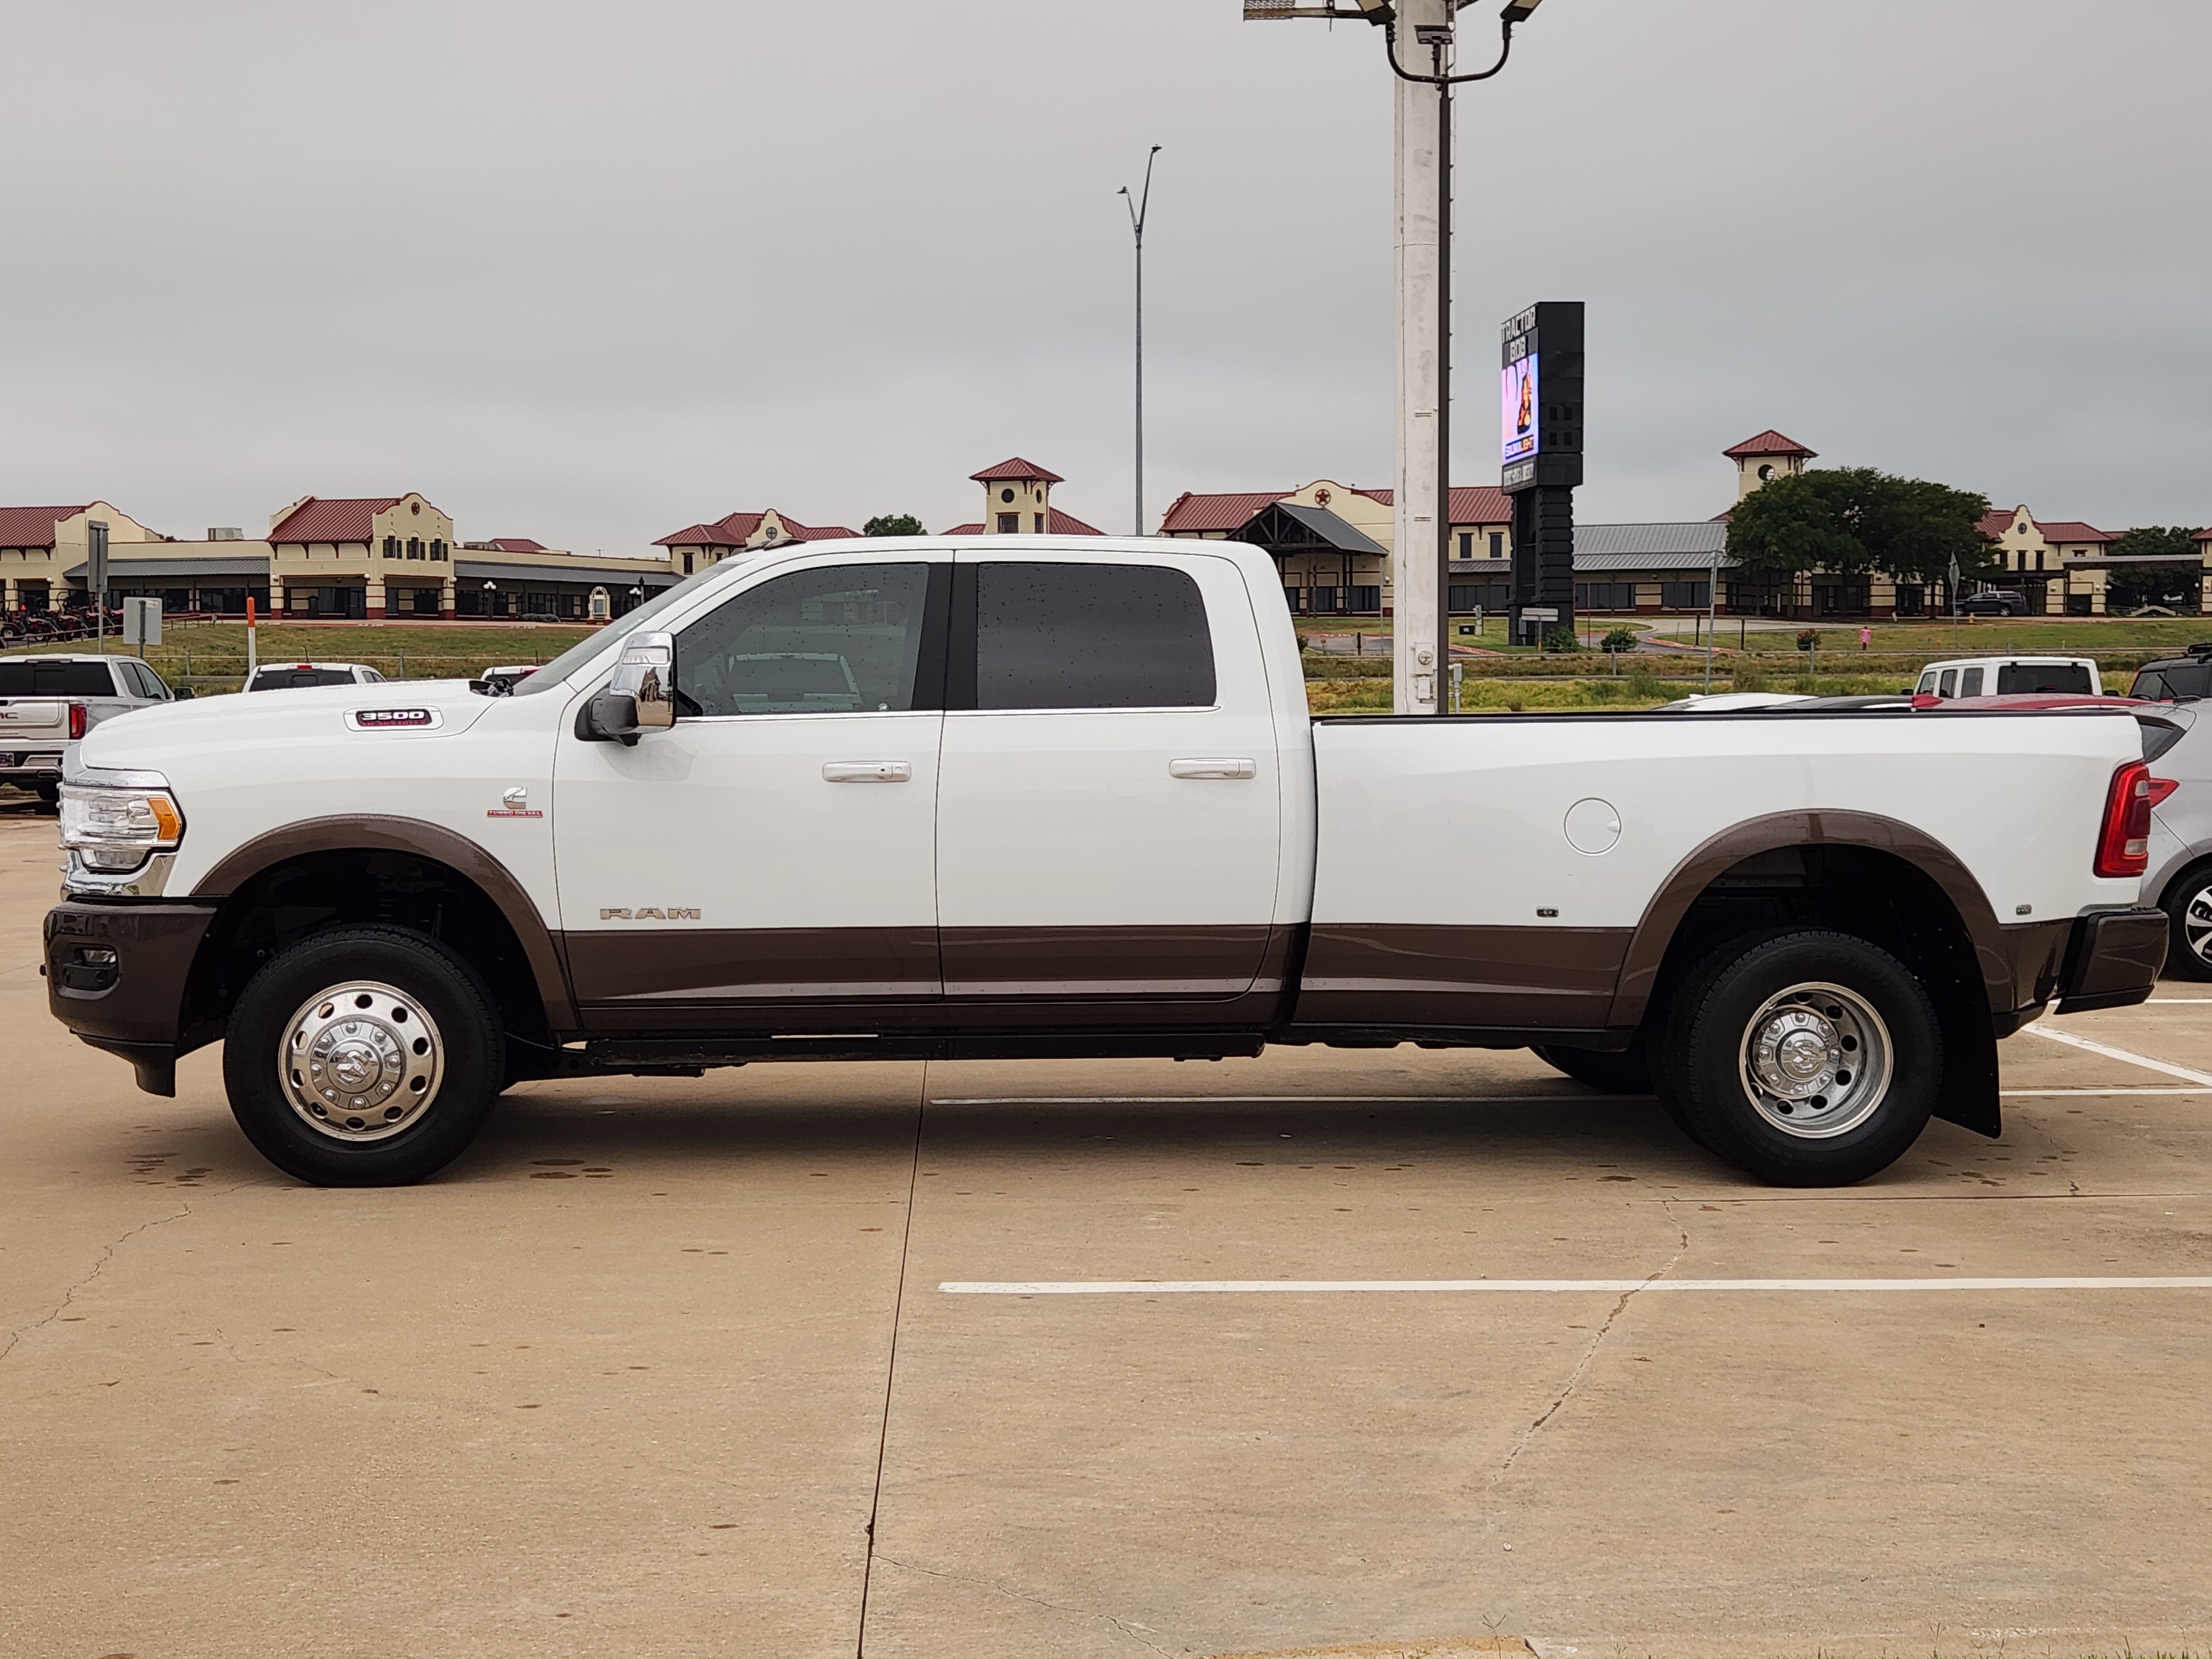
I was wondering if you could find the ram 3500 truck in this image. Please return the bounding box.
[44,538,2168,1188]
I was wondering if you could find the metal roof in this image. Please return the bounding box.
[1262,502,1389,556]
[1576,521,1731,557]
[1573,548,1741,573]
[63,555,271,582]
[454,559,675,588]
[267,496,406,542]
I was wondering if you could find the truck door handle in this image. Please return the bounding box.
[1169,757,1256,780]
[823,761,911,783]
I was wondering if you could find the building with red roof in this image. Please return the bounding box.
[0,501,163,614]
[651,508,859,577]
[946,458,1102,539]
[1156,478,1512,616]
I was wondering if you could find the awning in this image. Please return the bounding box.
[1230,502,1389,557]
[62,555,272,582]
[454,559,676,589]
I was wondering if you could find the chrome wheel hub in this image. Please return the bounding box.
[1738,980,1892,1140]
[278,981,444,1142]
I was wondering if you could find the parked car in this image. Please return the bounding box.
[48,537,2166,1190]
[0,654,181,802]
[2134,705,2212,977]
[246,662,386,692]
[2127,644,2212,702]
[1957,589,2034,618]
[1914,655,2101,699]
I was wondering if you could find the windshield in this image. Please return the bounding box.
[510,573,700,695]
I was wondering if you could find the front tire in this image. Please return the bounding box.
[2159,865,2212,981]
[223,926,503,1186]
[1660,929,1938,1186]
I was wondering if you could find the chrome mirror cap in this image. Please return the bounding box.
[607,632,676,731]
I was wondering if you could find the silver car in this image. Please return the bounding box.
[2142,705,2212,977]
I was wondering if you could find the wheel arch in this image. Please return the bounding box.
[1610,811,2014,1140]
[186,816,576,1041]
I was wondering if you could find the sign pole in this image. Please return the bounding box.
[87,519,109,653]
[246,594,258,680]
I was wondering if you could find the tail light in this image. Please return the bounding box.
[67,702,87,740]
[2095,760,2153,878]
[2148,776,2180,809]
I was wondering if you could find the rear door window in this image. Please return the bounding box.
[0,660,119,697]
[1959,667,1985,696]
[965,561,1215,710]
[1997,663,2093,694]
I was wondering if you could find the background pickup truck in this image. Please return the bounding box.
[45,538,2168,1189]
[1,653,180,802]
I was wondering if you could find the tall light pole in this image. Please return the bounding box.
[1243,0,1541,712]
[1119,145,1162,537]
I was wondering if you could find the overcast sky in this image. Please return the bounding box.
[5,1,2206,552]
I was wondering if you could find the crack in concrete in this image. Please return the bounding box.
[1494,1202,1690,1480]
[0,1201,196,1365]
[872,1554,1175,1657]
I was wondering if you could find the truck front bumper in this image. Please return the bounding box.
[2,754,65,784]
[45,900,221,1097]
[2053,907,2169,1015]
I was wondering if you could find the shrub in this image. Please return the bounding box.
[1543,625,1579,653]
[1601,627,1637,655]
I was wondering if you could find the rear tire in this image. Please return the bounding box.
[1658,928,1938,1186]
[223,925,503,1186]
[2159,866,2212,981]
[1532,1042,1650,1095]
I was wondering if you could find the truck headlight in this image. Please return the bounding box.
[60,781,186,873]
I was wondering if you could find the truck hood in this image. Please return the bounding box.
[77,679,499,776]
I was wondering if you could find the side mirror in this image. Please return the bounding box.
[578,631,677,744]
[172,686,195,701]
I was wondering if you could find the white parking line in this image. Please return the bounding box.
[2021,1023,2212,1087]
[2146,998,2212,1004]
[930,1089,2211,1106]
[927,1094,1639,1106]
[940,1277,2212,1296]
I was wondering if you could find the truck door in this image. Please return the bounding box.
[933,552,1283,1004]
[552,556,947,1027]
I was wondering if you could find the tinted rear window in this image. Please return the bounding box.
[1997,663,2093,695]
[971,562,1214,710]
[249,668,358,690]
[2132,662,2211,701]
[0,660,118,697]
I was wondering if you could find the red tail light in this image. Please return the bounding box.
[2148,776,2180,808]
[2095,760,2153,878]
[67,702,87,740]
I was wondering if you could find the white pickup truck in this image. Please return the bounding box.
[1,653,180,801]
[44,538,2169,1189]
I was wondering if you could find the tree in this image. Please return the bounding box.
[863,513,926,537]
[2109,526,2201,560]
[1726,467,1999,588]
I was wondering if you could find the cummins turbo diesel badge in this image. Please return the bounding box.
[346,707,442,732]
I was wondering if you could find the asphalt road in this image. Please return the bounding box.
[2,800,2207,1658]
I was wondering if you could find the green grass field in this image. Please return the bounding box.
[0,619,600,690]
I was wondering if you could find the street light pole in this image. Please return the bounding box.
[1246,0,1538,711]
[1379,3,1523,713]
[1119,146,1162,537]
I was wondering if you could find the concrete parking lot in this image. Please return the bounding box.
[2,797,2207,1658]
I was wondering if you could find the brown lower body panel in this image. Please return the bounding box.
[561,923,1289,1035]
[1293,924,1630,1031]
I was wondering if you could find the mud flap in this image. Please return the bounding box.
[1933,997,2000,1139]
